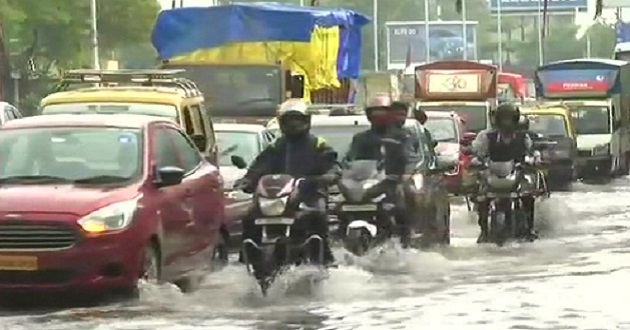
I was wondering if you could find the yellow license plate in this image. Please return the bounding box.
[0,255,38,271]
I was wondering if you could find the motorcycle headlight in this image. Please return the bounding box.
[412,174,424,189]
[259,196,288,216]
[592,143,610,156]
[362,179,380,190]
[77,198,139,234]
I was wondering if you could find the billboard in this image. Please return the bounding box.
[604,0,630,8]
[615,22,630,61]
[537,69,617,97]
[489,0,587,15]
[385,21,478,69]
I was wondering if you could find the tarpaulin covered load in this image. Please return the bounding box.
[151,3,370,99]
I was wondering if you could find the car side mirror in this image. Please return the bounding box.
[231,155,248,169]
[190,133,207,152]
[155,166,185,188]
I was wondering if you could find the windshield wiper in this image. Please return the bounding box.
[219,144,239,157]
[0,175,73,184]
[232,98,275,107]
[73,175,132,184]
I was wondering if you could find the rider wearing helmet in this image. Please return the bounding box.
[233,99,340,265]
[344,95,421,247]
[471,103,537,243]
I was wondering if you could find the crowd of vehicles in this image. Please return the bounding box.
[1,53,629,297]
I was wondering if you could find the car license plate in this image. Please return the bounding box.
[0,255,38,271]
[341,204,377,212]
[255,218,294,225]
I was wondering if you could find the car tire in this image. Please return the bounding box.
[117,243,161,299]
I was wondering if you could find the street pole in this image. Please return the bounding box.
[462,0,468,60]
[497,0,502,71]
[424,0,430,63]
[300,0,304,6]
[373,0,379,71]
[586,29,592,58]
[90,0,100,69]
[537,0,543,66]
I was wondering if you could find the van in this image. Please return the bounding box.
[40,69,218,164]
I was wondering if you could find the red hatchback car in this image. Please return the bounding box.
[424,111,475,195]
[0,114,224,294]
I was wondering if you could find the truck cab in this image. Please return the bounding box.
[413,60,498,133]
[535,59,630,179]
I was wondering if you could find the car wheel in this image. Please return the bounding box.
[442,205,451,245]
[141,244,161,284]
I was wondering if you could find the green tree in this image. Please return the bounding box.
[1,0,160,68]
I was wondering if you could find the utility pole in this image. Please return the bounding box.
[90,0,100,69]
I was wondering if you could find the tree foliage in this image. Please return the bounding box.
[1,0,160,68]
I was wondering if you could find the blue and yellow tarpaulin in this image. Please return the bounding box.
[151,3,370,100]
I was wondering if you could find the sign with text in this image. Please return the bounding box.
[489,0,587,14]
[604,0,630,8]
[538,69,617,96]
[426,71,482,94]
[385,21,478,67]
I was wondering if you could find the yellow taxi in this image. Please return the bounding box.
[40,69,218,163]
[521,105,577,187]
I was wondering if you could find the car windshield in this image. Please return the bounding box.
[570,106,610,135]
[309,125,367,159]
[527,114,568,137]
[425,117,457,142]
[42,103,178,121]
[419,105,487,133]
[0,127,143,184]
[216,131,260,167]
[165,64,283,117]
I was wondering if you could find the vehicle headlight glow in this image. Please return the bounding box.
[259,196,288,216]
[77,198,139,234]
[362,179,380,190]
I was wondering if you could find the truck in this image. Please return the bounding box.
[535,59,630,179]
[414,60,498,133]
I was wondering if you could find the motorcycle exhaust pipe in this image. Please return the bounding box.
[242,239,261,273]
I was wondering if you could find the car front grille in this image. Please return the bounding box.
[0,223,78,250]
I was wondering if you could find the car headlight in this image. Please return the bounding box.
[259,196,288,216]
[362,179,380,190]
[592,143,610,156]
[77,199,139,234]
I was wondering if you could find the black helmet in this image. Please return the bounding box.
[494,103,520,130]
[518,115,530,131]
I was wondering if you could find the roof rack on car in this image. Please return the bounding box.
[57,69,203,97]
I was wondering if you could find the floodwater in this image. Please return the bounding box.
[3,179,630,330]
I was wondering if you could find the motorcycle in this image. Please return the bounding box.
[475,159,538,246]
[239,174,327,296]
[335,160,397,256]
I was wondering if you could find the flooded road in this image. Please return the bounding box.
[3,179,630,330]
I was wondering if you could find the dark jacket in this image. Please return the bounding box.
[242,134,340,192]
[345,126,421,175]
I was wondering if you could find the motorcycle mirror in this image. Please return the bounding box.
[231,155,248,169]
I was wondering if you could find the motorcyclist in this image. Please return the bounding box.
[345,95,420,247]
[412,106,439,160]
[233,99,340,266]
[471,103,538,243]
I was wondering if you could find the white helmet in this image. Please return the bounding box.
[276,99,311,137]
[277,98,308,116]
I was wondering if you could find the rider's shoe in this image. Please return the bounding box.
[525,229,539,242]
[477,230,489,243]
